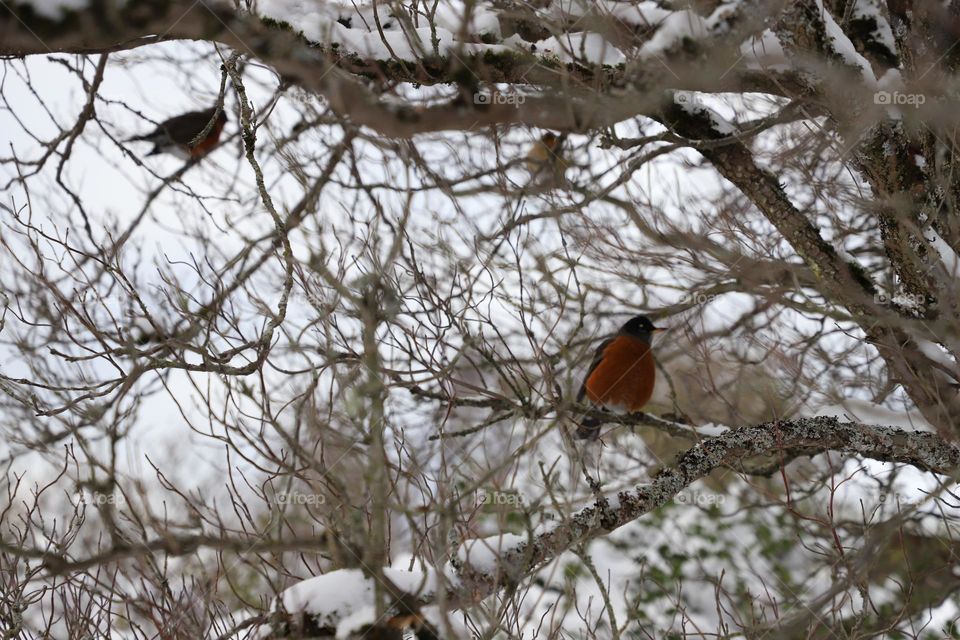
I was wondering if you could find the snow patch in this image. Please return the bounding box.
[675,96,739,136]
[695,422,729,436]
[601,0,672,26]
[640,10,707,58]
[434,2,502,39]
[277,567,440,631]
[816,0,878,86]
[335,605,377,639]
[740,30,790,71]
[258,0,510,60]
[531,32,625,65]
[457,533,527,573]
[553,0,672,29]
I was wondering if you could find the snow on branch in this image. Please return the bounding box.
[265,567,448,638]
[261,417,960,637]
[2,0,808,136]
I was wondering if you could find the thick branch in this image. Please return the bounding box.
[658,103,960,437]
[272,417,960,636]
[1,0,802,135]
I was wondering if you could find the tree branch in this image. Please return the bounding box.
[269,417,960,636]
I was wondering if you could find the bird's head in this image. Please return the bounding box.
[620,315,665,343]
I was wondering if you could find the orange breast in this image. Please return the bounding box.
[189,121,225,158]
[584,335,656,411]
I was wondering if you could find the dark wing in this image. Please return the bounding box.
[127,108,216,144]
[576,337,613,402]
[160,108,218,145]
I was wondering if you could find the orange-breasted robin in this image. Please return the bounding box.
[127,107,227,159]
[525,132,568,186]
[575,315,665,440]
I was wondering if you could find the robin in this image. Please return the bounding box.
[127,106,227,159]
[525,131,568,186]
[575,315,665,440]
[357,594,439,639]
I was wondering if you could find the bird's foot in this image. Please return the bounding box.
[626,411,648,433]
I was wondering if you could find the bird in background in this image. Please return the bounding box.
[525,131,569,187]
[575,315,665,440]
[127,106,227,160]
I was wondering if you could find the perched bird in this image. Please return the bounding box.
[575,315,665,440]
[352,593,439,639]
[525,131,568,186]
[127,107,227,159]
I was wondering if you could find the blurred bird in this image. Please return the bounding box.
[525,131,568,186]
[127,106,227,159]
[575,315,665,440]
[355,593,439,639]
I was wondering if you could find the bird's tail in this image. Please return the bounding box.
[126,132,161,143]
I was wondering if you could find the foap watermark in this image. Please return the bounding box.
[275,491,326,506]
[473,92,526,107]
[844,490,927,509]
[78,491,125,507]
[874,90,926,108]
[476,489,526,509]
[675,491,725,506]
[874,292,926,308]
[877,491,925,507]
[682,291,717,306]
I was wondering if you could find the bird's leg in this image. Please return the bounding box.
[626,411,647,434]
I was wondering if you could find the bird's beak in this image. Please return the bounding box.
[652,326,667,333]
